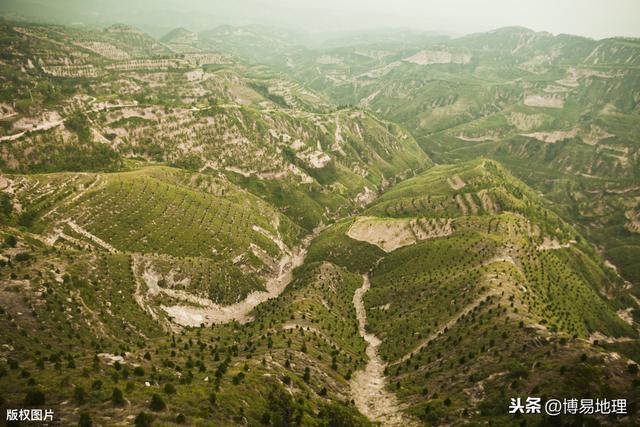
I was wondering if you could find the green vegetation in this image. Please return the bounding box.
[0,19,638,427]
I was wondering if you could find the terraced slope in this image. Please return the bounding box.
[89,106,429,202]
[0,218,376,425]
[3,166,307,324]
[260,26,640,288]
[306,159,639,425]
[0,20,639,427]
[0,23,431,231]
[1,161,638,425]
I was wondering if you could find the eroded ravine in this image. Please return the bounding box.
[350,274,420,426]
[135,227,322,327]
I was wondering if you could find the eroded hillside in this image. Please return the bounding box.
[0,21,639,427]
[271,26,640,288]
[307,160,639,424]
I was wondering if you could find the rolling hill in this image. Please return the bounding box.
[0,20,638,426]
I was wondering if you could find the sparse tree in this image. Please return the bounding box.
[111,387,125,406]
[149,393,166,411]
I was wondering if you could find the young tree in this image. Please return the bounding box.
[78,412,92,427]
[24,389,45,406]
[134,412,153,427]
[111,387,125,406]
[149,394,166,411]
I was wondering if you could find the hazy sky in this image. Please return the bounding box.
[299,0,640,38]
[2,0,639,39]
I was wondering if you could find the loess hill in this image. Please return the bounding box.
[0,20,638,426]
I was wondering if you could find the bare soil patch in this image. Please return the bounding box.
[347,217,452,252]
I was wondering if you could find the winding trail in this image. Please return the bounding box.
[0,118,64,142]
[391,290,499,366]
[350,275,420,426]
[0,98,138,142]
[66,220,119,253]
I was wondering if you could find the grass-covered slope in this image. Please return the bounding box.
[2,166,304,309]
[304,159,640,425]
[0,220,374,425]
[0,19,431,231]
[268,25,640,288]
[1,20,639,426]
